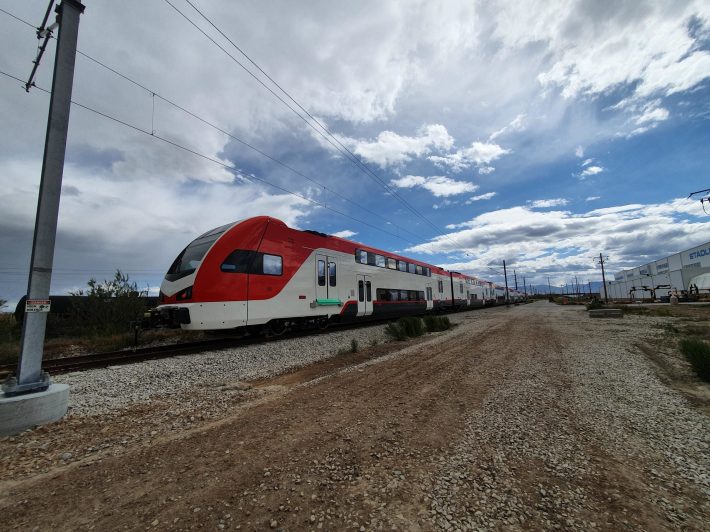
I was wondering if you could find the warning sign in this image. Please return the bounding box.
[26,299,51,313]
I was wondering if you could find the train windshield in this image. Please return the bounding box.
[165,223,232,281]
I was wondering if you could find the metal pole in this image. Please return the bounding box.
[3,0,85,396]
[503,260,510,305]
[513,269,518,290]
[547,276,552,296]
[600,253,609,303]
[588,281,592,296]
[523,276,527,297]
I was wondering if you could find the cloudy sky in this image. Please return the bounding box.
[1,0,710,305]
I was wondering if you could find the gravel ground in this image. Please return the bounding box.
[55,322,396,416]
[2,302,709,531]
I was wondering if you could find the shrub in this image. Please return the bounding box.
[399,316,424,337]
[586,299,604,310]
[350,338,359,353]
[680,337,710,382]
[384,322,407,341]
[424,315,451,332]
[69,270,149,336]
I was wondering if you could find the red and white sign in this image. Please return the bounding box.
[25,299,51,313]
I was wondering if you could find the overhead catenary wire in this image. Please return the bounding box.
[163,0,451,238]
[0,8,425,244]
[169,0,489,260]
[0,69,420,246]
[1,7,479,263]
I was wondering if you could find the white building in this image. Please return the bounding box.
[604,241,710,300]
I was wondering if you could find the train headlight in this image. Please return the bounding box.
[176,286,193,301]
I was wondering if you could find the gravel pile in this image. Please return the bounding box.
[55,311,475,417]
[424,306,710,530]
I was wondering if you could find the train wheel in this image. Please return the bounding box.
[315,317,329,330]
[267,319,287,336]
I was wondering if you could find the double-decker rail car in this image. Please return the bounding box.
[155,216,504,333]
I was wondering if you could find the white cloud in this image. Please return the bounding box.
[331,229,358,239]
[529,198,569,208]
[580,165,603,178]
[585,196,601,201]
[575,146,584,158]
[465,192,497,203]
[634,105,670,125]
[490,113,526,140]
[337,124,454,167]
[429,141,510,173]
[478,166,495,175]
[389,175,478,197]
[406,198,710,284]
[581,158,594,166]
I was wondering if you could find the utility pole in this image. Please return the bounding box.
[3,0,86,398]
[523,276,527,298]
[588,281,592,296]
[513,269,518,290]
[547,276,552,296]
[503,260,510,305]
[597,253,609,303]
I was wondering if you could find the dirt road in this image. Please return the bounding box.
[1,302,709,530]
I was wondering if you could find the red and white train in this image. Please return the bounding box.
[156,216,522,332]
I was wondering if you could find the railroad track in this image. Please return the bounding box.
[0,336,256,380]
[0,319,387,380]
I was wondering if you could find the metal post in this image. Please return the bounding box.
[588,281,592,296]
[3,0,85,396]
[547,276,552,296]
[600,253,609,303]
[513,270,518,290]
[523,276,527,298]
[503,260,510,305]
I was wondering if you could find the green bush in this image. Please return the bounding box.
[384,322,407,341]
[68,270,149,336]
[399,316,424,337]
[424,315,451,332]
[350,338,359,353]
[680,337,710,382]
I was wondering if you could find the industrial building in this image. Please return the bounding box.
[604,241,710,301]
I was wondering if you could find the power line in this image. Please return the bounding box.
[0,69,419,245]
[163,0,450,238]
[0,8,425,244]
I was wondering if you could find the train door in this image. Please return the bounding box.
[356,274,372,317]
[316,254,338,302]
[425,284,433,310]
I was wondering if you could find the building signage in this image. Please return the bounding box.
[689,247,710,260]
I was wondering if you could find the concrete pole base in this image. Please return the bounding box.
[0,384,69,436]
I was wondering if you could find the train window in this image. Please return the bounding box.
[400,290,409,301]
[317,260,326,286]
[438,280,444,292]
[262,254,283,276]
[460,284,464,293]
[328,262,336,287]
[367,252,377,266]
[408,263,416,274]
[358,280,364,302]
[375,255,385,268]
[366,281,372,302]
[416,265,423,275]
[397,260,407,272]
[419,291,425,300]
[356,249,367,264]
[387,258,397,269]
[390,289,399,301]
[220,250,257,273]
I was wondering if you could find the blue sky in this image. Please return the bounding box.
[1,0,710,307]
